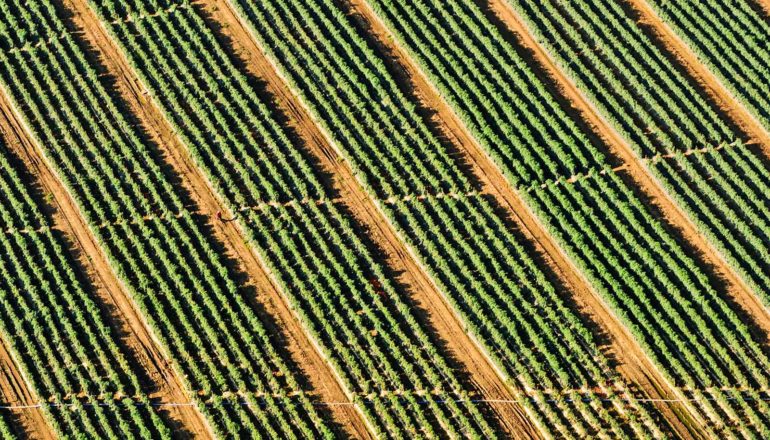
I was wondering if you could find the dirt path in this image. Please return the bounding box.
[199,0,542,438]
[751,0,770,21]
[346,0,717,437]
[0,63,212,438]
[0,336,54,440]
[63,0,374,437]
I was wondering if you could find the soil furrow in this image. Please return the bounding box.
[201,0,542,437]
[0,92,57,440]
[619,0,770,332]
[64,0,372,437]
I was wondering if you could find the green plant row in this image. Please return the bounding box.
[636,0,770,300]
[87,0,501,436]
[0,411,14,439]
[352,0,770,437]
[0,0,332,437]
[509,0,735,157]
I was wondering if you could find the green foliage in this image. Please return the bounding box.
[87,0,504,436]
[0,0,332,437]
[352,0,770,436]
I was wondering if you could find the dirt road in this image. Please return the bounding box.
[63,0,374,437]
[198,0,545,437]
[488,0,770,330]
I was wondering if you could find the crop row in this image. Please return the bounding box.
[0,137,171,436]
[362,0,770,437]
[222,0,681,437]
[87,0,502,437]
[0,412,13,438]
[503,0,770,312]
[0,0,333,437]
[646,0,770,136]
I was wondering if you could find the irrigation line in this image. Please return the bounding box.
[3,394,770,411]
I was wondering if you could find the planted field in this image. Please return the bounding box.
[0,0,767,438]
[361,0,770,436]
[216,0,678,437]
[498,0,770,308]
[81,0,528,436]
[0,0,336,437]
[0,119,171,437]
[644,0,770,135]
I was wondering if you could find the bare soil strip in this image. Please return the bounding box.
[0,62,212,439]
[602,0,770,334]
[199,0,543,438]
[751,0,770,22]
[0,335,54,439]
[64,0,373,437]
[348,0,717,437]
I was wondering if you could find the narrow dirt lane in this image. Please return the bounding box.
[65,0,373,437]
[0,61,211,439]
[200,0,541,438]
[0,336,53,440]
[348,0,713,437]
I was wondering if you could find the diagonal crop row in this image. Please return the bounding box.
[500,0,770,316]
[363,0,770,436]
[0,409,13,437]
[0,0,336,437]
[643,0,770,138]
[215,0,690,437]
[83,0,508,437]
[0,134,172,437]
